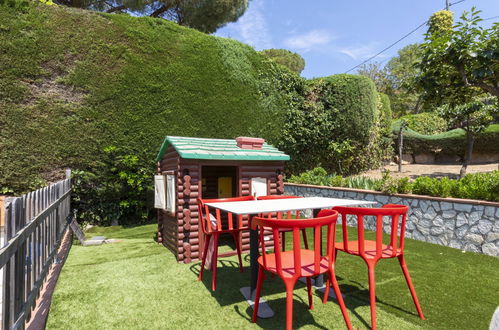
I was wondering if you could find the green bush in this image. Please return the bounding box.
[279,74,382,174]
[378,93,394,162]
[392,122,499,157]
[288,167,499,202]
[398,112,448,135]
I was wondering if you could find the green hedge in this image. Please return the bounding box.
[288,167,499,202]
[399,112,448,135]
[0,3,301,194]
[392,122,499,156]
[277,74,381,174]
[0,3,386,224]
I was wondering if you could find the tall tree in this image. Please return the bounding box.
[55,0,249,34]
[385,44,425,115]
[260,49,305,74]
[417,8,499,106]
[357,62,391,93]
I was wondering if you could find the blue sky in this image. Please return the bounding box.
[215,0,499,78]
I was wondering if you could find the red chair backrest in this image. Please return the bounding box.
[257,195,302,219]
[251,210,339,279]
[333,204,409,259]
[198,196,255,234]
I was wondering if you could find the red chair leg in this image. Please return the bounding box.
[398,255,425,320]
[211,233,219,291]
[301,229,309,249]
[329,269,353,330]
[198,234,211,281]
[252,265,265,323]
[367,265,377,330]
[233,232,244,272]
[283,278,297,330]
[306,277,313,310]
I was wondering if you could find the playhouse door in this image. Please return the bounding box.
[218,177,233,198]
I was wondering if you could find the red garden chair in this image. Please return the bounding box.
[332,204,424,330]
[251,210,352,330]
[257,195,308,250]
[197,196,255,291]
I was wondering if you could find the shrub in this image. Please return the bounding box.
[279,74,381,175]
[287,167,499,202]
[392,122,499,157]
[378,93,394,162]
[398,112,448,135]
[288,167,332,186]
[453,171,499,201]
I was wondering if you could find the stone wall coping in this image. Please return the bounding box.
[284,182,499,207]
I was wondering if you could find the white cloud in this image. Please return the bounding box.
[236,0,272,49]
[284,30,334,51]
[338,44,385,60]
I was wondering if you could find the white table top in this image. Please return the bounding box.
[205,196,376,215]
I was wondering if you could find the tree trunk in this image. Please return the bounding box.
[460,130,474,178]
[398,125,404,172]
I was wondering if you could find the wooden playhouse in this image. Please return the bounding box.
[155,136,290,263]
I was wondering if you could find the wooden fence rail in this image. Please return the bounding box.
[0,172,71,329]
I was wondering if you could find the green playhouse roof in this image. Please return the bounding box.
[155,136,290,162]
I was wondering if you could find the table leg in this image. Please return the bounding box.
[313,208,324,287]
[250,226,259,292]
[240,219,274,318]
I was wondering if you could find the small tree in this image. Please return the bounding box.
[418,8,499,106]
[438,97,498,176]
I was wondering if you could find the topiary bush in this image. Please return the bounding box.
[278,74,382,175]
[398,112,448,135]
[392,123,499,157]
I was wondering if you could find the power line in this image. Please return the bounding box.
[344,20,428,73]
[483,15,499,21]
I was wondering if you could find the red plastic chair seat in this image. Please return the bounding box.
[258,250,329,278]
[335,240,402,259]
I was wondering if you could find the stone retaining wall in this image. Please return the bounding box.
[284,183,499,257]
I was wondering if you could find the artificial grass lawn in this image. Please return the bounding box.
[46,224,499,329]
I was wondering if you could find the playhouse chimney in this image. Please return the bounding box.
[236,137,265,150]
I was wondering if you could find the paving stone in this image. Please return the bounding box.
[456,225,469,239]
[430,226,444,235]
[412,230,426,242]
[449,240,462,249]
[424,206,437,220]
[442,210,457,219]
[484,206,495,217]
[464,233,484,245]
[444,221,454,231]
[463,243,481,253]
[440,202,453,211]
[432,216,444,227]
[468,211,482,225]
[482,243,499,257]
[411,199,419,207]
[486,232,499,242]
[456,213,468,227]
[454,203,472,213]
[477,220,493,235]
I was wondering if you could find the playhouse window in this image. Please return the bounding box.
[166,173,176,214]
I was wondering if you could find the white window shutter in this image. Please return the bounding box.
[154,175,166,209]
[166,174,176,214]
[251,177,267,198]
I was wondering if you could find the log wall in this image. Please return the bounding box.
[158,151,286,264]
